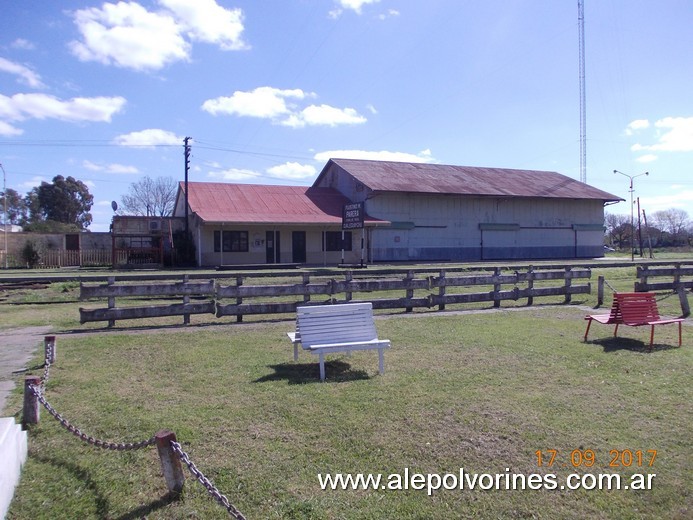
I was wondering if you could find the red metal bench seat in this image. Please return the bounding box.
[584,292,684,349]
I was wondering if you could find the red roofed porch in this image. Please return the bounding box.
[173,182,388,267]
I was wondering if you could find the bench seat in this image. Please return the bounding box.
[584,292,684,349]
[288,302,390,380]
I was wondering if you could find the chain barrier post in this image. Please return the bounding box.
[44,335,56,364]
[156,430,185,494]
[597,276,604,307]
[22,376,41,429]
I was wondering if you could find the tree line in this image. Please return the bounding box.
[1,175,177,232]
[605,209,692,250]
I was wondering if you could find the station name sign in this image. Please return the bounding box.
[342,202,364,230]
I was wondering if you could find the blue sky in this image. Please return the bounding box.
[1,0,691,232]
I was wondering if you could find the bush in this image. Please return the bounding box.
[21,240,41,268]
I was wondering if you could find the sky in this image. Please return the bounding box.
[1,0,691,232]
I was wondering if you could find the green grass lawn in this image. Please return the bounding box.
[4,301,691,519]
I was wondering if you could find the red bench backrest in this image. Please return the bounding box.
[614,293,661,325]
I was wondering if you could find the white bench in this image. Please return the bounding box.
[287,302,390,381]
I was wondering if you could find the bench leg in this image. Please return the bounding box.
[584,319,592,342]
[649,325,655,350]
[678,322,682,347]
[318,352,326,381]
[614,323,619,337]
[378,349,384,375]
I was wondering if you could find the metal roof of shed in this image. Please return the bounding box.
[322,159,622,202]
[181,182,385,225]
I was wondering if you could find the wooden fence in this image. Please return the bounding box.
[79,266,591,326]
[635,263,693,292]
[0,249,113,269]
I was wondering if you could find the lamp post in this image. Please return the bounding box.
[613,169,649,261]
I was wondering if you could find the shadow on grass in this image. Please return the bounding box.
[30,453,178,520]
[254,359,370,384]
[587,337,680,354]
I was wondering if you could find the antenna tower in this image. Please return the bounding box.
[578,0,587,183]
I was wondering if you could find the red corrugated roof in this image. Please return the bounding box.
[323,159,622,201]
[182,182,384,225]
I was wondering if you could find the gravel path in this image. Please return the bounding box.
[0,326,53,415]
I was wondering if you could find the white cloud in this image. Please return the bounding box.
[314,149,436,163]
[83,160,139,174]
[202,86,309,118]
[0,57,45,88]
[639,189,693,213]
[267,162,316,180]
[159,0,248,50]
[282,104,366,128]
[0,120,23,136]
[113,128,182,147]
[11,39,35,50]
[68,0,248,71]
[0,93,125,124]
[208,168,260,181]
[202,87,366,128]
[330,0,381,17]
[625,119,649,136]
[630,116,693,153]
[69,2,189,70]
[379,9,400,20]
[19,176,48,189]
[635,154,657,164]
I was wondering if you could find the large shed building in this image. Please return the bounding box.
[173,159,622,267]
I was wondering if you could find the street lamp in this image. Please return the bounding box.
[613,169,649,261]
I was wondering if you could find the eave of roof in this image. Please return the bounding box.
[319,159,623,202]
[181,182,387,226]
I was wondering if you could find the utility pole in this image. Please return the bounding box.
[184,137,191,237]
[1,163,7,269]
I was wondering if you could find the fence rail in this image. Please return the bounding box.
[80,266,592,326]
[635,263,693,292]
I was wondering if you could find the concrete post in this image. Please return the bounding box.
[155,430,185,494]
[22,376,41,428]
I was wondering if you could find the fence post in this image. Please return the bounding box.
[22,375,41,428]
[493,267,501,308]
[107,276,116,328]
[564,267,572,304]
[597,276,605,307]
[302,273,311,304]
[155,430,185,494]
[183,274,190,325]
[405,270,414,313]
[636,265,648,292]
[236,276,243,323]
[44,335,56,364]
[345,271,353,302]
[438,270,446,311]
[677,285,690,318]
[526,266,534,306]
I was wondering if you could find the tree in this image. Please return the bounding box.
[604,212,629,249]
[26,175,93,230]
[651,209,690,246]
[120,176,177,216]
[0,188,27,225]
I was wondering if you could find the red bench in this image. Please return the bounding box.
[584,292,684,349]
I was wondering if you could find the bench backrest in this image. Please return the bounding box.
[614,292,661,325]
[296,303,378,348]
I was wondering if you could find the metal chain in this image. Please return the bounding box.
[170,441,246,520]
[29,385,156,451]
[603,278,618,294]
[40,343,52,387]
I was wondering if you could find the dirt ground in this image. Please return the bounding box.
[0,326,53,415]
